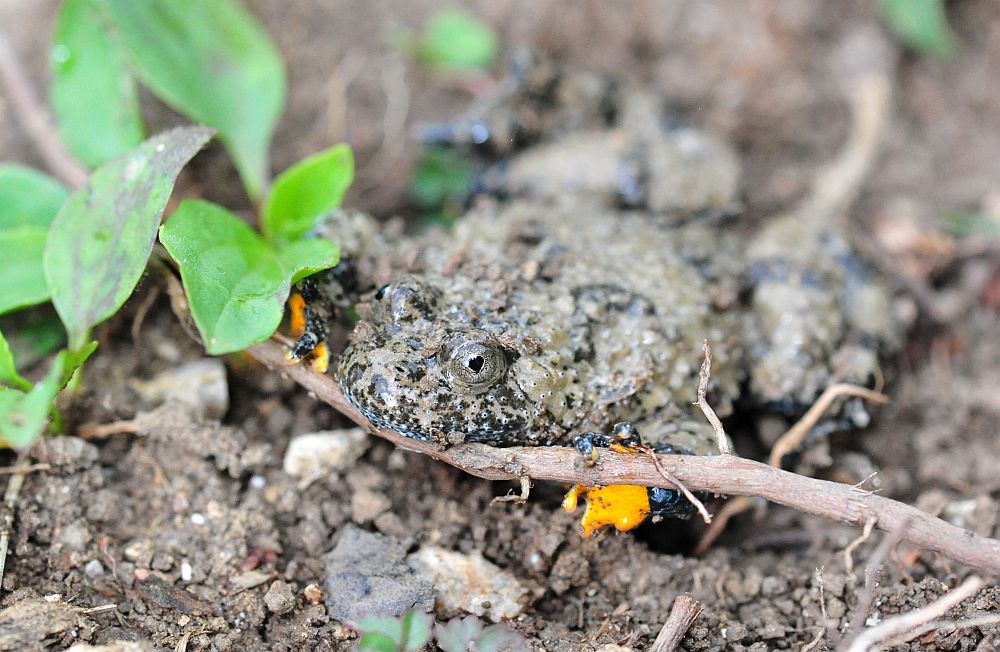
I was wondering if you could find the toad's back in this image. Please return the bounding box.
[337,199,747,452]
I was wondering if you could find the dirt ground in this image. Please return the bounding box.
[1,1,1000,650]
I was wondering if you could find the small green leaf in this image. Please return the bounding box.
[436,616,484,652]
[44,126,214,352]
[419,10,498,71]
[51,0,144,168]
[0,329,31,391]
[0,166,68,315]
[160,200,286,355]
[399,610,433,651]
[880,0,955,57]
[276,239,340,285]
[476,623,528,652]
[357,633,399,652]
[0,307,67,370]
[943,211,999,237]
[106,0,286,200]
[263,145,354,244]
[0,341,96,448]
[357,614,404,643]
[409,146,475,210]
[0,229,51,315]
[0,165,68,230]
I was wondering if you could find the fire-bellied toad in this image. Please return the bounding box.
[291,114,898,535]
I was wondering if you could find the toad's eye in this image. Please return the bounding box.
[445,339,507,392]
[374,276,438,322]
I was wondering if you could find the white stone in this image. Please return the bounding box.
[282,429,369,479]
[410,546,530,623]
[132,358,228,419]
[84,559,104,578]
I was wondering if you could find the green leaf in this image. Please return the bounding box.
[0,329,31,391]
[357,633,399,652]
[51,0,144,168]
[879,0,955,57]
[262,144,354,244]
[436,616,484,652]
[409,146,475,210]
[0,341,96,448]
[44,126,214,352]
[276,239,340,285]
[0,307,67,370]
[358,615,403,649]
[943,210,1000,237]
[0,165,68,230]
[419,10,498,71]
[476,623,527,652]
[0,229,51,315]
[106,0,286,200]
[160,200,285,355]
[399,610,433,651]
[0,166,68,315]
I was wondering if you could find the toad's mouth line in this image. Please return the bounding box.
[338,375,537,446]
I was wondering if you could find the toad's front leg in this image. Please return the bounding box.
[562,422,704,537]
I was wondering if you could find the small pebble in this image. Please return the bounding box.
[351,489,391,523]
[180,561,193,582]
[190,513,206,525]
[409,546,530,622]
[66,642,157,652]
[303,584,324,605]
[249,475,267,489]
[283,429,369,478]
[264,580,296,615]
[132,358,229,419]
[84,560,105,578]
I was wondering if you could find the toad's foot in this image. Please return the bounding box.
[286,278,332,374]
[562,423,699,536]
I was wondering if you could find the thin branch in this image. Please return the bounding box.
[0,451,30,598]
[693,496,754,555]
[801,566,829,652]
[0,463,49,475]
[879,613,1000,649]
[843,576,984,652]
[0,33,89,188]
[247,339,1000,576]
[843,516,878,575]
[650,596,703,652]
[770,384,888,468]
[645,447,712,524]
[694,340,731,455]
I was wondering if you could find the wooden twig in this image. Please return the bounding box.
[0,463,49,475]
[694,340,731,455]
[843,576,984,652]
[693,496,754,555]
[0,34,89,188]
[248,339,1000,576]
[769,384,888,468]
[650,596,703,652]
[801,566,829,652]
[843,516,878,575]
[879,613,1000,649]
[0,451,30,597]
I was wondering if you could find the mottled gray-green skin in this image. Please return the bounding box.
[329,130,897,453]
